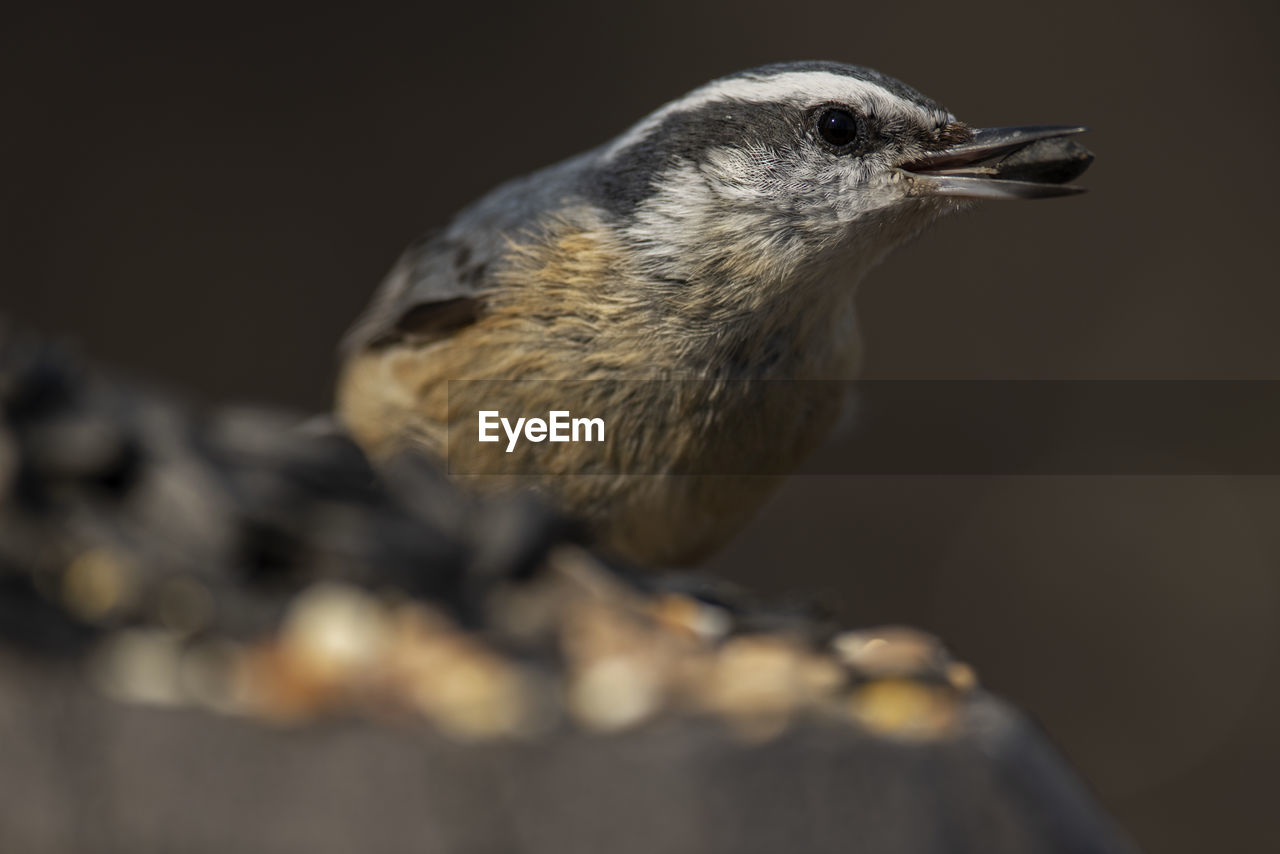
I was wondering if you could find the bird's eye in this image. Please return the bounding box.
[816,108,860,148]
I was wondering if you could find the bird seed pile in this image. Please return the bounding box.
[0,324,976,743]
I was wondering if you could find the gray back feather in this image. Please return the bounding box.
[341,151,598,354]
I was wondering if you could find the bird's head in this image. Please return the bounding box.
[585,61,1092,301]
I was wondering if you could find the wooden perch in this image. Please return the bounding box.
[0,324,1138,853]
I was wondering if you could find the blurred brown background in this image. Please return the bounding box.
[3,1,1277,851]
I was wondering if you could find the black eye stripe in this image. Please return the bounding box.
[816,108,861,149]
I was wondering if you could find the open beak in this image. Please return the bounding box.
[900,126,1093,200]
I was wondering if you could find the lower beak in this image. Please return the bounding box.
[899,125,1094,199]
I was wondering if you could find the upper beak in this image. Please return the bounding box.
[899,126,1094,200]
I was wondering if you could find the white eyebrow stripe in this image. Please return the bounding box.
[603,71,950,161]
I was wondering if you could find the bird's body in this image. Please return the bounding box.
[336,62,1091,565]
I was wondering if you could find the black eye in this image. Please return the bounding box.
[816,108,860,148]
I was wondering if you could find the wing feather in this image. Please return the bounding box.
[340,151,599,355]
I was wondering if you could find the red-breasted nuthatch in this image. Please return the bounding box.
[336,61,1092,566]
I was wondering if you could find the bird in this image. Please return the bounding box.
[335,61,1092,567]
